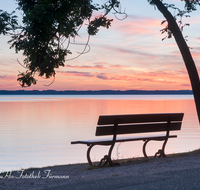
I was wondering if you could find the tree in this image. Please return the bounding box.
[7,0,200,124]
[148,0,200,124]
[0,10,17,34]
[9,0,119,87]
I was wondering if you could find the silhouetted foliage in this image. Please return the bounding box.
[0,10,17,35]
[8,0,123,87]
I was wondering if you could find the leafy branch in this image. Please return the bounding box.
[160,3,191,41]
[9,0,125,87]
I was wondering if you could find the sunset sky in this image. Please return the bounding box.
[1,0,200,91]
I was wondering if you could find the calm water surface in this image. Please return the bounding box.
[0,95,200,172]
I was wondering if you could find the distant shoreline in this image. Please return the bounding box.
[0,90,193,95]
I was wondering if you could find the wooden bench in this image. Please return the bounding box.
[71,113,184,166]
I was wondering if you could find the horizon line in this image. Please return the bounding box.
[0,89,193,95]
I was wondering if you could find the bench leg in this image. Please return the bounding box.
[143,138,168,158]
[87,144,95,166]
[86,144,120,167]
[143,139,150,158]
[154,138,168,158]
[86,144,114,166]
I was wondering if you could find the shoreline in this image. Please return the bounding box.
[0,90,193,95]
[1,151,200,190]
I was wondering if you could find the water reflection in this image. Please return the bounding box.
[0,95,199,171]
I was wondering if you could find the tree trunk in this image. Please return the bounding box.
[151,0,200,124]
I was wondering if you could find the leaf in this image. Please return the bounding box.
[161,20,167,25]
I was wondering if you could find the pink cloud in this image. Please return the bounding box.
[0,75,16,80]
[60,71,94,77]
[65,63,130,70]
[112,15,162,36]
[108,65,130,69]
[58,70,188,86]
[191,51,200,58]
[182,84,190,87]
[102,45,156,58]
[65,63,106,70]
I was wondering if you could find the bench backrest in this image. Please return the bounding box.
[95,113,184,136]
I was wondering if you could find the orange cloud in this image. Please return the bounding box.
[56,69,191,91]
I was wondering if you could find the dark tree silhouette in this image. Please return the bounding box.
[9,0,120,87]
[148,0,200,123]
[0,10,17,35]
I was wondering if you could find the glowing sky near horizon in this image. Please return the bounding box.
[1,0,200,91]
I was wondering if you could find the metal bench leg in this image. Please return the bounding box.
[98,143,120,167]
[161,138,168,157]
[98,155,113,167]
[143,138,168,158]
[154,138,168,158]
[107,142,115,166]
[154,117,171,158]
[143,139,150,158]
[86,144,119,167]
[87,144,95,166]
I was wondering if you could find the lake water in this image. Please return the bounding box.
[0,95,200,172]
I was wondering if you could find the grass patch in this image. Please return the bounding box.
[87,165,99,170]
[86,148,200,170]
[86,157,150,170]
[169,148,200,158]
[190,148,200,154]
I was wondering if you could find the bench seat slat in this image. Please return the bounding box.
[71,134,177,145]
[96,122,182,136]
[98,113,184,125]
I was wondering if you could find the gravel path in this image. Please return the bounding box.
[1,153,200,190]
